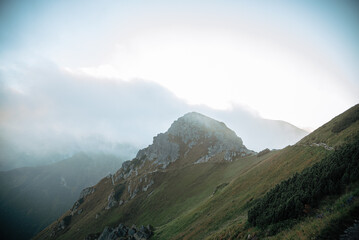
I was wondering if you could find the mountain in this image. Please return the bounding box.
[34,105,359,240]
[0,137,138,171]
[0,153,126,240]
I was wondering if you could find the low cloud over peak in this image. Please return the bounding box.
[0,61,307,170]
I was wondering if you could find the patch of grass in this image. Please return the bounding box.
[154,147,328,239]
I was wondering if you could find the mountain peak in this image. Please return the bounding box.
[168,112,244,149]
[170,111,230,133]
[129,112,253,171]
[110,112,254,201]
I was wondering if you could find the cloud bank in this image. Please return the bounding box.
[0,61,308,170]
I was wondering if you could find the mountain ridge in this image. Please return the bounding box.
[34,105,359,240]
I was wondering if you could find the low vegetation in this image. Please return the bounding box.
[248,136,359,234]
[332,105,359,133]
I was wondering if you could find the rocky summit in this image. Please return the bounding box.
[112,112,254,205]
[132,112,253,169]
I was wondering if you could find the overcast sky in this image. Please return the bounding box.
[1,0,358,165]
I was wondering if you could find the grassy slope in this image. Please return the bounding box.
[35,104,359,240]
[206,104,359,239]
[154,146,329,240]
[153,105,359,239]
[298,104,359,148]
[36,152,268,240]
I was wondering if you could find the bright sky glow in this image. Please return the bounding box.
[1,0,359,130]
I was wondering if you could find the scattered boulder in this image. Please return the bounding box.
[97,226,112,240]
[142,179,154,192]
[71,197,84,215]
[90,223,153,240]
[116,223,128,237]
[128,226,136,236]
[212,183,229,196]
[50,215,72,237]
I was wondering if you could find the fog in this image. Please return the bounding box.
[0,61,308,170]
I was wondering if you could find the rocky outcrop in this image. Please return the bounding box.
[88,223,153,240]
[71,186,95,214]
[136,133,180,169]
[105,191,117,210]
[109,112,254,204]
[134,112,253,168]
[298,142,334,151]
[257,148,270,157]
[50,215,72,237]
[309,142,334,151]
[80,186,95,199]
[171,112,252,163]
[142,179,154,192]
[71,197,84,215]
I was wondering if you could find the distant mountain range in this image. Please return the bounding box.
[0,138,138,171]
[33,104,359,240]
[0,153,126,240]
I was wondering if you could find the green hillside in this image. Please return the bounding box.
[34,104,359,240]
[298,104,359,148]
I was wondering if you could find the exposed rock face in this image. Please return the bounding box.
[79,186,95,199]
[110,112,254,202]
[71,186,95,214]
[105,191,117,210]
[171,112,253,163]
[169,112,244,146]
[142,179,154,192]
[134,112,252,168]
[136,133,180,169]
[91,223,153,240]
[50,215,72,237]
[297,142,334,151]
